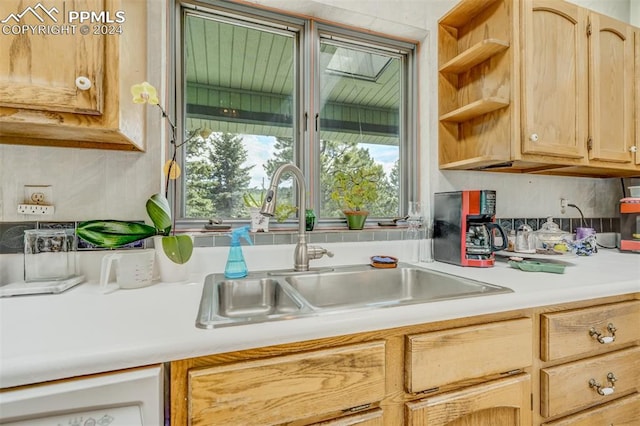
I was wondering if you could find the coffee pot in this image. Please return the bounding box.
[466,222,508,256]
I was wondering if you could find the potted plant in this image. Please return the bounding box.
[243,191,269,232]
[330,168,379,230]
[76,193,193,261]
[244,191,298,231]
[76,82,193,281]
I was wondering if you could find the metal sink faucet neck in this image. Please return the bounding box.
[260,163,332,271]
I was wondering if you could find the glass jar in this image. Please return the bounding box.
[24,229,76,282]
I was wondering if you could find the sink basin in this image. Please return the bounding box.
[196,264,512,328]
[286,266,510,310]
[217,278,303,317]
[196,275,307,328]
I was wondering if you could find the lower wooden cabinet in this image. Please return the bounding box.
[541,393,640,426]
[406,318,532,393]
[171,294,638,426]
[540,300,640,362]
[405,374,531,426]
[540,345,640,418]
[187,341,385,426]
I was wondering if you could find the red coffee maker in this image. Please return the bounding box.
[433,190,507,267]
[619,198,640,252]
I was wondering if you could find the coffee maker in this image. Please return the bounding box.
[433,190,507,267]
[619,197,640,252]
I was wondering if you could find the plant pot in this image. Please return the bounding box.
[249,207,269,232]
[344,210,368,230]
[153,236,192,283]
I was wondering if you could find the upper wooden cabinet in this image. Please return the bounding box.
[0,0,147,151]
[521,0,588,160]
[635,28,640,166]
[438,0,640,177]
[0,0,104,116]
[587,12,636,165]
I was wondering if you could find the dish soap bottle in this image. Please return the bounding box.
[224,226,253,279]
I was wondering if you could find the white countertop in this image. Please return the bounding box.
[1,242,638,389]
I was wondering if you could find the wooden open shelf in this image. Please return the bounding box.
[439,39,509,74]
[439,97,509,123]
[440,0,501,28]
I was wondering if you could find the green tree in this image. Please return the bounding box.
[262,136,295,209]
[374,159,399,216]
[264,137,294,178]
[320,139,390,218]
[185,132,252,218]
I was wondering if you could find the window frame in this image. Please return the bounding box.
[172,0,418,228]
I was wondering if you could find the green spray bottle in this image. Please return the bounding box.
[224,225,252,279]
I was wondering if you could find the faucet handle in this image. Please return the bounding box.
[308,245,333,260]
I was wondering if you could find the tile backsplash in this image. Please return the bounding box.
[0,217,621,254]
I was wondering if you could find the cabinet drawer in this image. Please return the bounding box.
[540,346,640,418]
[406,318,532,393]
[541,300,640,361]
[542,393,640,425]
[188,341,386,426]
[406,374,532,426]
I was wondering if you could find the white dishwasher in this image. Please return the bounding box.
[0,365,163,426]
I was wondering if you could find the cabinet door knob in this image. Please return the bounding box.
[75,76,92,91]
[529,133,539,142]
[589,323,616,344]
[589,372,616,396]
[629,146,638,153]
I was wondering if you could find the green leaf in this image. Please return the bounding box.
[161,235,193,264]
[146,193,172,234]
[77,220,157,248]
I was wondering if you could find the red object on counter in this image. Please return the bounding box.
[619,198,640,252]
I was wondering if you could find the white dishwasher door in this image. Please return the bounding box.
[0,365,163,426]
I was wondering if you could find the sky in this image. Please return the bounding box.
[243,135,398,189]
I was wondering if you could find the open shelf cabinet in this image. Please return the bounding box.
[438,0,513,169]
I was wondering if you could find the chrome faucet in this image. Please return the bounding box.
[260,163,333,271]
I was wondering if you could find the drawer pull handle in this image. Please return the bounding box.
[589,323,616,344]
[589,372,616,396]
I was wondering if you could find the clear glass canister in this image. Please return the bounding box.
[534,217,571,251]
[24,229,77,282]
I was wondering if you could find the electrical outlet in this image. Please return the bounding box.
[24,185,52,205]
[17,204,55,215]
[560,198,569,214]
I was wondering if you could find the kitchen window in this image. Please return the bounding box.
[174,1,417,225]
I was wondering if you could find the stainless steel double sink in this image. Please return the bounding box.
[196,263,512,328]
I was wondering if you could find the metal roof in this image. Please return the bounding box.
[184,13,401,145]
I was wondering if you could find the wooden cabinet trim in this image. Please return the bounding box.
[312,408,384,426]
